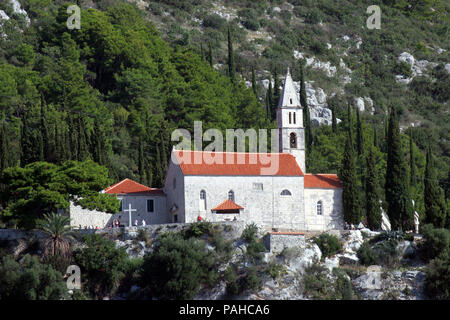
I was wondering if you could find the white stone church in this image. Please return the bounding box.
[68,69,344,232]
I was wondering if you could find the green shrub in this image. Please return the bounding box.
[302,263,334,299]
[246,239,266,263]
[241,223,259,243]
[242,266,261,293]
[357,242,380,266]
[332,268,354,300]
[404,233,414,242]
[185,221,214,238]
[424,253,450,300]
[224,266,239,296]
[312,233,342,258]
[74,234,128,299]
[393,61,412,77]
[419,224,450,261]
[202,14,227,29]
[140,232,215,299]
[0,255,67,300]
[266,261,285,280]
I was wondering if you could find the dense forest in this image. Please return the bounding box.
[0,0,448,229]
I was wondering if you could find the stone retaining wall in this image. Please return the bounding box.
[265,232,306,253]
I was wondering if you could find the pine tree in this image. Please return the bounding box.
[409,134,416,186]
[385,108,414,231]
[299,60,311,151]
[424,148,447,227]
[331,104,337,133]
[356,108,364,155]
[340,133,362,225]
[365,147,382,230]
[251,66,257,96]
[227,27,235,83]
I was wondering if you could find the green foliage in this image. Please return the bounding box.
[365,147,382,230]
[0,255,67,300]
[266,261,286,280]
[140,232,216,299]
[241,223,259,243]
[74,234,129,299]
[419,224,450,262]
[357,236,400,267]
[424,252,450,300]
[385,109,414,231]
[393,61,412,77]
[242,266,261,293]
[424,149,447,228]
[0,161,119,229]
[224,265,239,296]
[185,221,215,238]
[312,233,342,258]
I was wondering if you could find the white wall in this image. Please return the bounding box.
[304,188,344,231]
[163,162,185,223]
[65,202,113,229]
[113,194,166,226]
[183,175,306,232]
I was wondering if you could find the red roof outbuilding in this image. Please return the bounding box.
[104,178,164,195]
[211,199,244,213]
[304,174,342,189]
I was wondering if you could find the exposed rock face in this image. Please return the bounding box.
[353,269,426,300]
[396,52,439,83]
[381,209,391,231]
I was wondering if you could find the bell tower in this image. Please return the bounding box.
[276,68,305,173]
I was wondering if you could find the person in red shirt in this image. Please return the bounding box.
[197,215,202,222]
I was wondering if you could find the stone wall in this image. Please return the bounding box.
[183,175,306,231]
[63,202,113,229]
[265,232,306,253]
[304,188,344,231]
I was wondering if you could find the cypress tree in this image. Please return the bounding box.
[424,148,447,227]
[267,78,273,121]
[356,108,364,155]
[373,125,378,148]
[20,112,36,165]
[227,27,235,83]
[340,133,362,225]
[385,108,414,231]
[0,113,9,171]
[251,66,257,96]
[40,102,50,161]
[365,147,382,230]
[138,137,145,183]
[299,60,312,151]
[265,87,270,120]
[200,43,205,61]
[331,104,337,133]
[347,102,353,145]
[409,134,416,186]
[273,70,280,109]
[207,42,213,67]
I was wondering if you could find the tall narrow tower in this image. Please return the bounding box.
[276,68,305,172]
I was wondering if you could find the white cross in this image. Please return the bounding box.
[124,203,137,227]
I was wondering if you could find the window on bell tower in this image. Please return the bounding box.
[293,112,296,124]
[288,112,291,124]
[290,132,297,148]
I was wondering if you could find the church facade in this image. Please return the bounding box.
[69,69,344,232]
[161,68,344,232]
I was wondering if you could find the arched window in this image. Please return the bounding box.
[288,112,292,124]
[281,189,292,196]
[200,190,206,211]
[228,190,235,202]
[290,132,297,148]
[317,201,323,215]
[290,98,293,104]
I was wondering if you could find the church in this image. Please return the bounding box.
[70,69,344,232]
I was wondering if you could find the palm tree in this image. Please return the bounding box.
[37,213,74,270]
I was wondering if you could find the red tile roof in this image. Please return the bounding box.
[173,150,304,176]
[104,178,164,195]
[304,174,342,189]
[211,199,244,212]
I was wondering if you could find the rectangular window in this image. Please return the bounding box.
[288,112,291,124]
[119,199,123,212]
[252,183,263,191]
[147,199,154,213]
[293,112,296,124]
